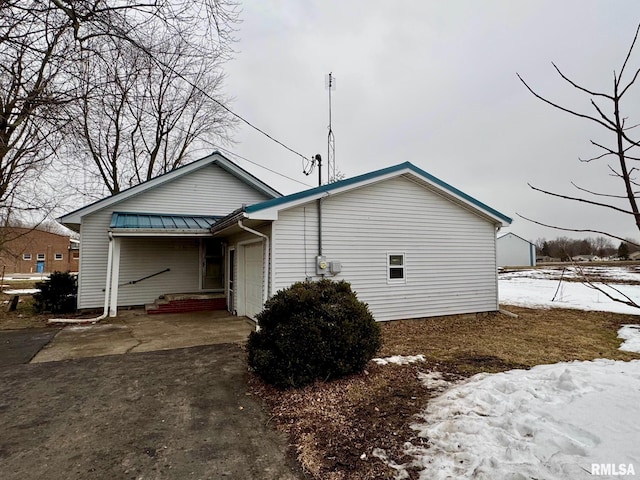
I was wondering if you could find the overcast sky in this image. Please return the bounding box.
[218,0,640,244]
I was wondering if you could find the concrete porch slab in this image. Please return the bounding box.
[31,310,254,363]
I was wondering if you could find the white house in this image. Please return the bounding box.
[496,233,536,267]
[59,152,512,322]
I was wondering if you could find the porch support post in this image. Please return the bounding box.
[109,236,121,317]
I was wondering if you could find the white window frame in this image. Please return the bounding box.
[23,253,32,261]
[37,253,45,261]
[387,252,406,284]
[54,253,63,261]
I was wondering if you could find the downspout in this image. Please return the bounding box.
[49,232,114,324]
[238,220,269,310]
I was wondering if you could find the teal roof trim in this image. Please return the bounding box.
[245,162,512,224]
[111,212,221,229]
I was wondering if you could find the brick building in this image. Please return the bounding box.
[0,227,79,274]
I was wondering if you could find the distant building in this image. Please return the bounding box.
[0,226,79,274]
[497,232,536,267]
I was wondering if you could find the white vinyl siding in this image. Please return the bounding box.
[497,233,536,267]
[117,238,200,306]
[272,176,499,321]
[77,164,270,309]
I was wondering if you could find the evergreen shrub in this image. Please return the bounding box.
[33,271,78,313]
[247,279,381,388]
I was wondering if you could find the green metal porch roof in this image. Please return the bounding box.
[110,212,221,230]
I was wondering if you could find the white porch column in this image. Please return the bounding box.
[109,236,121,317]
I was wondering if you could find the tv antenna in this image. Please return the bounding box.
[325,72,336,183]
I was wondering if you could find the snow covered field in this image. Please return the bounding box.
[499,266,640,314]
[387,267,640,480]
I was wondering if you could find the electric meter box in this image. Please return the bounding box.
[316,255,328,275]
[329,261,342,274]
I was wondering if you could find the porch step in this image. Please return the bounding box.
[145,292,226,315]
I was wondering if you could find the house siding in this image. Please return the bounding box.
[117,238,200,306]
[272,176,499,321]
[497,233,536,267]
[77,164,270,309]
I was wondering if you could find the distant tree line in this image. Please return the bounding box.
[534,236,640,261]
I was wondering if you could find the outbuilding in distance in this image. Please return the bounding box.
[497,232,536,267]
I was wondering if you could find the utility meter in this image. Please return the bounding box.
[316,255,328,275]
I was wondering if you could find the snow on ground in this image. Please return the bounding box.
[500,265,640,283]
[373,355,425,366]
[403,360,640,480]
[499,269,640,315]
[378,267,640,480]
[618,325,640,353]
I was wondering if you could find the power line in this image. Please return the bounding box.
[212,146,314,188]
[98,31,313,166]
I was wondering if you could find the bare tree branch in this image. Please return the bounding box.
[516,213,640,248]
[527,183,636,215]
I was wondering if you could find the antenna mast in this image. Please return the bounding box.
[325,72,336,183]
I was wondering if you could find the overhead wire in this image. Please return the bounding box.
[212,145,314,188]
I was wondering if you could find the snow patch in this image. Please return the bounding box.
[417,371,452,390]
[402,359,640,480]
[618,325,640,353]
[373,355,425,366]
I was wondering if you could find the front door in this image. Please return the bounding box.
[202,239,224,290]
[243,242,263,319]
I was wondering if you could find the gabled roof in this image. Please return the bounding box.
[229,161,511,226]
[58,152,281,228]
[497,232,535,246]
[211,162,512,233]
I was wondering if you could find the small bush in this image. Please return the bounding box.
[247,279,381,388]
[33,271,78,313]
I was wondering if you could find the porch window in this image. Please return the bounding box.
[37,253,45,261]
[387,253,406,284]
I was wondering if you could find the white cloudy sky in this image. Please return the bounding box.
[215,0,640,244]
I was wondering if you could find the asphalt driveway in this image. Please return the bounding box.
[0,316,307,480]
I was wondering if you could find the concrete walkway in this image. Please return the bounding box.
[32,310,254,363]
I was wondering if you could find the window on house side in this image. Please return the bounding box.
[37,253,45,261]
[54,253,63,260]
[23,253,32,261]
[387,253,406,283]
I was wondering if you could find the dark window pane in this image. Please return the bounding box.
[390,267,404,279]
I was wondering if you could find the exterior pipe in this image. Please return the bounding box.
[317,198,322,257]
[237,220,270,316]
[49,232,114,324]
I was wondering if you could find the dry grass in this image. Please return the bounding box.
[252,306,640,480]
[0,280,51,329]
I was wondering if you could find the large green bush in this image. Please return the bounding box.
[247,279,381,388]
[33,271,78,313]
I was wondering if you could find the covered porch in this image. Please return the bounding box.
[104,212,229,317]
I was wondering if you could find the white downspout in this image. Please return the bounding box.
[49,232,114,324]
[238,220,270,310]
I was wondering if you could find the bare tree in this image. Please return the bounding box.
[518,25,640,307]
[1,0,239,231]
[67,30,235,195]
[0,3,79,228]
[517,24,640,248]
